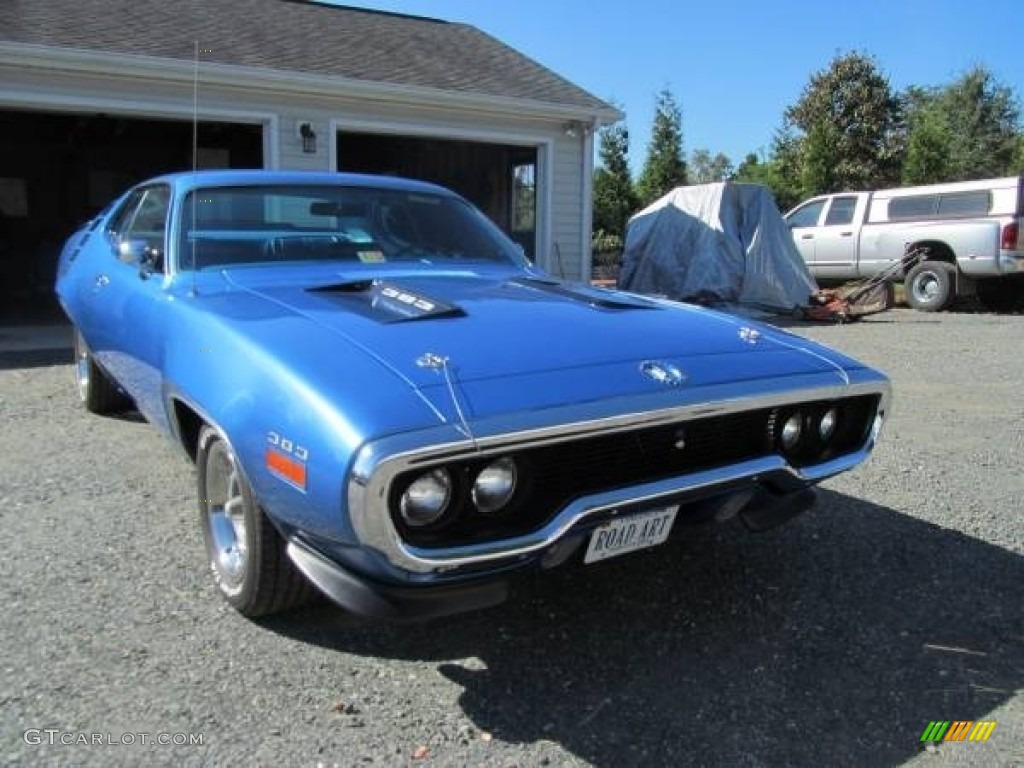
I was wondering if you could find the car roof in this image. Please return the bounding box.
[149,169,458,196]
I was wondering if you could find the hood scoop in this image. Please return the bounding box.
[505,277,660,311]
[309,279,466,323]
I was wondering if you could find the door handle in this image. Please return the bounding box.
[801,234,813,240]
[840,231,853,237]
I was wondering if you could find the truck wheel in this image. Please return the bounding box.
[905,262,955,312]
[197,426,314,616]
[73,328,130,414]
[976,277,1024,313]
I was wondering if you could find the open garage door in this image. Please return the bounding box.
[0,110,263,323]
[337,132,537,260]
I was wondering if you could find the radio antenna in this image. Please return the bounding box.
[190,39,199,295]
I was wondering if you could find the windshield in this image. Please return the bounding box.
[176,184,525,271]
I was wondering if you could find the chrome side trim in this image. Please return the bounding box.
[348,374,890,574]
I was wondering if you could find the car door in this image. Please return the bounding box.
[84,184,173,425]
[785,198,827,270]
[811,195,860,280]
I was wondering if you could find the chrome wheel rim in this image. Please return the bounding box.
[204,441,248,588]
[913,272,939,303]
[74,335,90,402]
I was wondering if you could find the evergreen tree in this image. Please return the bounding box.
[636,89,688,205]
[592,120,638,243]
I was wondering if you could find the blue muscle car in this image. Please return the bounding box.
[56,170,890,620]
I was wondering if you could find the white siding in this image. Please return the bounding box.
[549,134,586,281]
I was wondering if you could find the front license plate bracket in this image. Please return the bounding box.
[583,506,678,564]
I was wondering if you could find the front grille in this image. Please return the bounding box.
[393,394,879,548]
[526,407,773,509]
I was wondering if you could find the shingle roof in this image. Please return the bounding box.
[0,0,613,113]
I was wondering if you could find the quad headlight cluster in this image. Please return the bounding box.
[396,456,520,529]
[774,404,842,462]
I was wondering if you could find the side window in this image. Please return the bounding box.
[937,191,990,217]
[106,185,171,270]
[107,189,146,242]
[787,200,826,229]
[123,187,170,248]
[889,195,938,220]
[824,196,858,226]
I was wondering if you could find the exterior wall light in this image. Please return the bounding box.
[298,122,317,154]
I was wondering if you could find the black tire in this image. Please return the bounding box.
[73,328,130,414]
[196,426,313,616]
[905,261,955,312]
[976,277,1024,313]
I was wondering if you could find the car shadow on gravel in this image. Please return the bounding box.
[264,489,1024,767]
[0,349,72,370]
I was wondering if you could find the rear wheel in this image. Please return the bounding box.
[905,261,955,312]
[197,426,313,616]
[73,328,129,414]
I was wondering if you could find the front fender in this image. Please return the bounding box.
[161,302,443,545]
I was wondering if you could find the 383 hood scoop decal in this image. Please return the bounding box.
[309,279,466,323]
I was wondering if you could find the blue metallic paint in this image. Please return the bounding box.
[56,170,890,616]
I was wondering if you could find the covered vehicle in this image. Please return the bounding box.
[618,182,818,313]
[56,171,889,621]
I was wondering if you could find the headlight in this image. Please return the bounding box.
[399,469,452,527]
[818,407,839,441]
[472,457,517,514]
[780,413,803,450]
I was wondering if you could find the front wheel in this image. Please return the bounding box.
[197,426,313,616]
[905,261,955,312]
[73,328,130,414]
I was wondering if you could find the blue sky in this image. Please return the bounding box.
[331,1,1024,174]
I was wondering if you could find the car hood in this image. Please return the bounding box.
[223,270,859,422]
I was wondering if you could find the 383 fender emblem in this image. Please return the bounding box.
[266,432,308,490]
[267,431,309,460]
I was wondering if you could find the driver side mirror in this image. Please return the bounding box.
[117,239,164,278]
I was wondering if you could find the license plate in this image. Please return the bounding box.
[584,506,678,564]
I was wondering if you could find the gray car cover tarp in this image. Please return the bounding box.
[617,182,818,313]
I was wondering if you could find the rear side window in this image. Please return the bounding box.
[889,190,992,220]
[824,196,858,226]
[937,191,990,217]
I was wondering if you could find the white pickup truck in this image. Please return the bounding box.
[784,176,1024,311]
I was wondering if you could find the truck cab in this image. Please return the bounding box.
[786,193,869,281]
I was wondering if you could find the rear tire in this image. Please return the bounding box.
[197,426,313,616]
[73,328,130,414]
[905,262,955,312]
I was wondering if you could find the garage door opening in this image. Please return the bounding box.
[337,132,537,260]
[0,110,263,323]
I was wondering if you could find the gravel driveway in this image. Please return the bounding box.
[2,308,1022,767]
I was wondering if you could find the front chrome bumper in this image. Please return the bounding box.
[348,372,890,575]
